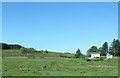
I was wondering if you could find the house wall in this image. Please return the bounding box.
[91,54,100,58]
[106,54,113,59]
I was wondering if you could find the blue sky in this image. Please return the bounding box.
[2,2,118,54]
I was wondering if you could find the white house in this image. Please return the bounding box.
[106,53,113,59]
[89,52,100,59]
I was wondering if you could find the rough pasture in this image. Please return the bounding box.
[2,57,118,76]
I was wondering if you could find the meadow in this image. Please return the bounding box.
[2,50,119,76]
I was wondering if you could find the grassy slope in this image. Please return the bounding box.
[2,50,75,58]
[2,57,118,76]
[2,50,25,57]
[2,50,119,76]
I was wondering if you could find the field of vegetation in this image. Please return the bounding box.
[2,49,74,58]
[2,50,119,76]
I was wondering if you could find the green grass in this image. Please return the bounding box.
[2,57,118,76]
[2,50,26,57]
[2,50,119,76]
[2,50,75,58]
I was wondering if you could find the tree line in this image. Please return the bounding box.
[87,39,120,56]
[1,39,120,58]
[0,43,23,49]
[74,39,120,58]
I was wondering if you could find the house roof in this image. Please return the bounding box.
[106,53,113,55]
[90,52,100,54]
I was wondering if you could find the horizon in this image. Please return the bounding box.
[1,38,118,54]
[2,2,118,54]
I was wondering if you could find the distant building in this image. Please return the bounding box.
[106,53,113,59]
[89,52,100,59]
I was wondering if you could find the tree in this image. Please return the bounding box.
[102,42,108,56]
[21,48,29,53]
[75,48,82,58]
[98,47,103,52]
[109,39,120,56]
[109,39,116,55]
[1,43,10,49]
[117,42,120,56]
[87,46,98,56]
[0,43,23,49]
[8,44,23,49]
[87,51,91,56]
[88,46,98,52]
[45,50,48,54]
[114,39,120,56]
[98,47,104,56]
[29,48,35,53]
[21,48,36,54]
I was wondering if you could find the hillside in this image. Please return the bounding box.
[1,46,119,76]
[0,43,23,49]
[1,43,119,76]
[2,49,75,59]
[2,56,118,76]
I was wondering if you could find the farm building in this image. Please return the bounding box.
[89,52,100,59]
[106,53,113,59]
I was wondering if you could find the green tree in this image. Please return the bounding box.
[9,44,23,49]
[98,47,104,56]
[75,48,82,58]
[88,46,98,52]
[109,39,120,56]
[114,39,120,56]
[98,47,103,52]
[21,48,35,54]
[102,42,108,56]
[1,43,10,49]
[20,48,28,53]
[87,46,98,56]
[45,50,48,54]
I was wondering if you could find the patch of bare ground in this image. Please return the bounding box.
[88,65,113,68]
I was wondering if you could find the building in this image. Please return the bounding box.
[89,52,100,59]
[106,53,113,59]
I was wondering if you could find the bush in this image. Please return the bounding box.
[59,54,67,58]
[1,43,10,49]
[38,51,42,53]
[21,48,36,54]
[93,58,100,61]
[45,50,48,54]
[75,49,82,58]
[87,59,91,61]
[93,57,105,61]
[59,53,72,58]
[21,48,28,53]
[99,57,103,61]
[27,54,36,59]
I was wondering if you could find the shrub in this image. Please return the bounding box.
[59,53,72,58]
[75,49,82,58]
[38,51,42,53]
[45,50,48,54]
[59,54,67,58]
[93,57,105,61]
[87,59,91,61]
[21,48,36,54]
[27,54,36,59]
[93,58,100,61]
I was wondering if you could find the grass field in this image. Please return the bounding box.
[2,50,119,76]
[2,50,74,58]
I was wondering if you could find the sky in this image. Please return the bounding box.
[2,2,118,54]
